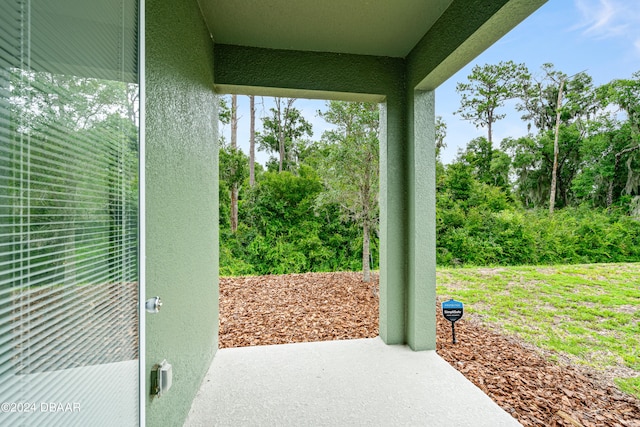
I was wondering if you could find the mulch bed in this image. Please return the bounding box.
[219,272,640,427]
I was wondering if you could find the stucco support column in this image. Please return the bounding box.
[379,89,436,350]
[406,90,437,350]
[145,0,218,424]
[379,94,407,345]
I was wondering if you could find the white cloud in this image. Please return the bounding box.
[573,0,640,53]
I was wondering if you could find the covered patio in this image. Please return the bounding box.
[185,338,520,426]
[1,0,548,425]
[144,0,546,425]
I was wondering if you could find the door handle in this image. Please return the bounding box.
[145,296,162,313]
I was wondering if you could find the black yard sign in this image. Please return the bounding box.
[441,299,464,344]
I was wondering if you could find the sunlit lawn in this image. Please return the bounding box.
[436,263,640,398]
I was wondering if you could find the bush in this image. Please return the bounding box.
[436,184,640,267]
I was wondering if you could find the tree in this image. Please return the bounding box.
[443,162,474,203]
[459,137,511,190]
[258,98,312,172]
[455,61,529,146]
[597,72,640,208]
[229,95,239,231]
[218,95,246,232]
[219,143,249,232]
[516,64,594,213]
[317,101,379,282]
[230,95,238,147]
[435,115,447,159]
[502,123,584,210]
[249,95,256,186]
[501,135,543,208]
[549,76,565,215]
[600,71,640,135]
[218,95,231,124]
[572,118,629,208]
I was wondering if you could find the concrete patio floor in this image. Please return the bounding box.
[184,337,521,426]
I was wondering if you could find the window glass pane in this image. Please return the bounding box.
[0,1,139,425]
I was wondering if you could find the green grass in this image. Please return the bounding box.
[436,262,640,399]
[615,377,640,397]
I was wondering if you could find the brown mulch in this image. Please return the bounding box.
[219,272,378,346]
[219,272,640,427]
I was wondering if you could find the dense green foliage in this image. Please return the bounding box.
[220,67,640,275]
[436,171,640,266]
[220,166,365,276]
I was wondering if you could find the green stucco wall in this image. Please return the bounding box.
[145,0,218,425]
[407,0,546,90]
[405,90,437,350]
[214,45,403,99]
[378,93,408,346]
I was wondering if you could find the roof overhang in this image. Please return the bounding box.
[199,0,455,58]
[201,0,547,96]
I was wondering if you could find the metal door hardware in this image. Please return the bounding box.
[145,296,162,313]
[152,360,173,397]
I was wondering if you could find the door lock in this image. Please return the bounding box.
[145,296,162,313]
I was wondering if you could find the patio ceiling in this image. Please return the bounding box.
[201,0,546,95]
[198,0,454,58]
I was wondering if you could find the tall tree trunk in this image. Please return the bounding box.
[230,95,238,232]
[249,95,255,186]
[607,180,615,208]
[283,98,296,172]
[549,80,565,215]
[230,187,238,232]
[487,110,493,147]
[273,97,296,173]
[362,222,370,283]
[231,95,237,147]
[276,98,285,172]
[608,145,640,208]
[607,154,619,209]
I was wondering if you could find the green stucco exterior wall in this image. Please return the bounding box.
[214,45,403,100]
[378,93,408,346]
[405,90,437,350]
[145,0,219,425]
[407,0,546,90]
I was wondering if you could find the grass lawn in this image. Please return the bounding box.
[436,262,640,399]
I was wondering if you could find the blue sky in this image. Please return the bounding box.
[223,0,640,165]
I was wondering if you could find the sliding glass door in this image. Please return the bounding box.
[0,0,140,425]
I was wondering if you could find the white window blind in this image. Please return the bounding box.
[0,0,139,425]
